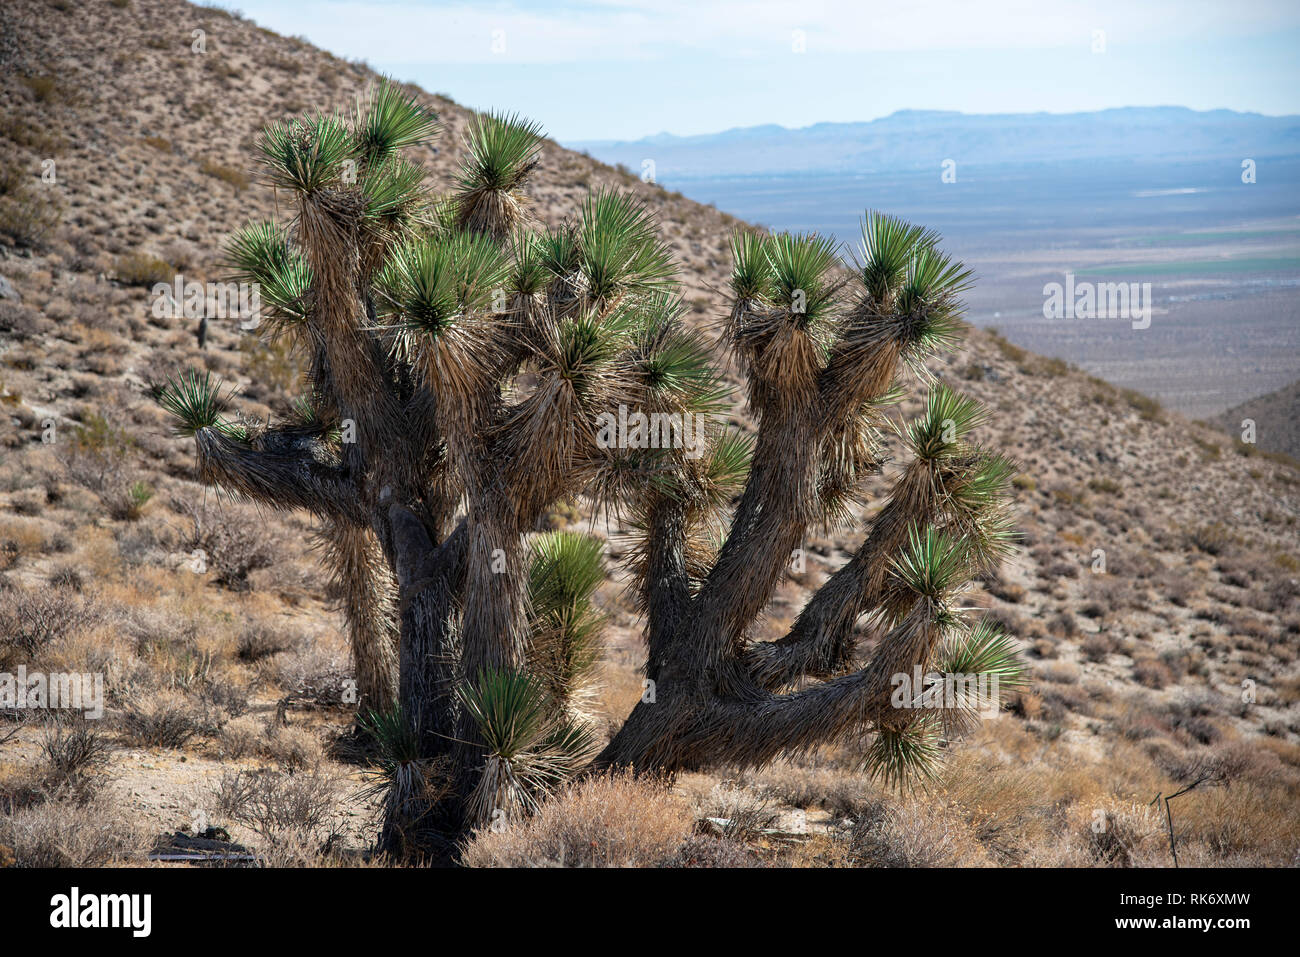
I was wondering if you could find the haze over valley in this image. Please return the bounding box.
[574,108,1300,422]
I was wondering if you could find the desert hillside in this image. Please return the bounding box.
[1,0,1298,868]
[1216,379,1300,462]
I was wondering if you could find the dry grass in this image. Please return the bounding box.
[461,773,694,867]
[0,792,145,867]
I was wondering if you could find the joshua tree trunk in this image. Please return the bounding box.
[158,81,1025,864]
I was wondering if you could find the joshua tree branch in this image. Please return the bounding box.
[643,496,692,681]
[194,426,367,525]
[597,600,939,771]
[389,504,465,750]
[686,400,819,684]
[317,518,399,711]
[742,463,940,690]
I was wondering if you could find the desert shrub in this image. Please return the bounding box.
[1117,704,1170,741]
[1080,800,1163,867]
[1189,522,1232,555]
[537,497,582,531]
[1159,646,1205,680]
[47,565,85,591]
[20,75,64,102]
[57,412,157,522]
[1259,577,1299,615]
[1169,713,1220,746]
[0,584,98,661]
[1049,612,1078,639]
[1132,657,1173,689]
[832,800,987,867]
[1038,356,1070,377]
[1007,689,1044,719]
[216,717,261,760]
[212,765,339,847]
[988,331,1027,364]
[104,479,154,521]
[123,694,212,748]
[984,573,1026,604]
[236,623,300,661]
[172,499,279,590]
[1159,570,1195,607]
[742,762,871,817]
[201,677,252,720]
[261,726,325,772]
[0,114,61,153]
[114,250,175,286]
[462,773,692,867]
[1039,661,1080,685]
[1081,633,1116,662]
[1121,389,1163,422]
[668,833,760,868]
[39,719,108,800]
[199,158,251,191]
[0,301,46,339]
[0,793,143,867]
[0,163,61,248]
[697,782,780,843]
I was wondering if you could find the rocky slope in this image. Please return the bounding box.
[1216,378,1300,461]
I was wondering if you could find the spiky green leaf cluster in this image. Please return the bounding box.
[458,669,598,819]
[224,221,313,327]
[936,618,1028,695]
[538,224,579,277]
[256,112,353,194]
[903,384,988,461]
[153,368,237,438]
[527,531,606,702]
[728,230,771,300]
[353,78,440,164]
[457,110,544,193]
[896,244,972,355]
[889,525,970,604]
[376,231,511,334]
[863,721,942,791]
[361,156,428,223]
[855,211,939,305]
[576,189,676,304]
[509,229,549,296]
[552,307,634,393]
[944,450,1015,516]
[765,232,841,325]
[631,295,728,416]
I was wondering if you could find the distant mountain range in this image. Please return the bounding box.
[569,107,1300,180]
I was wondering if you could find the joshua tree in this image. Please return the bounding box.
[156,80,1025,862]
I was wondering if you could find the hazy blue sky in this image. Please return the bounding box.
[221,0,1300,142]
